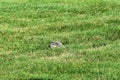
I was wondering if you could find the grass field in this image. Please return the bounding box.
[0,0,120,80]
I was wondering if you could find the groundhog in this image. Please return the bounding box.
[49,41,63,48]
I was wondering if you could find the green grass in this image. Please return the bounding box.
[0,0,120,80]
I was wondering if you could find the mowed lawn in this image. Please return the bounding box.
[0,0,120,80]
